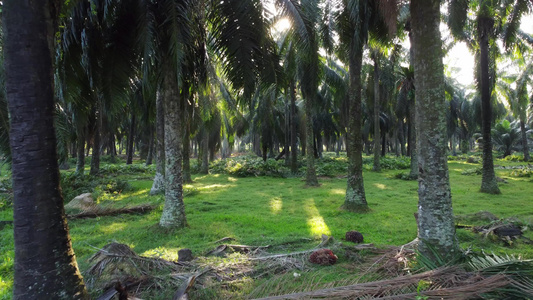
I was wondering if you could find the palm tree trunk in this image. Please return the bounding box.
[200,129,209,174]
[411,0,459,261]
[344,38,368,211]
[285,93,291,166]
[76,129,86,174]
[373,53,381,172]
[127,113,136,165]
[145,128,154,166]
[159,61,187,229]
[520,118,530,161]
[478,16,500,194]
[5,0,88,297]
[290,80,298,173]
[150,91,165,195]
[89,102,101,175]
[304,96,319,186]
[183,96,193,183]
[408,100,418,178]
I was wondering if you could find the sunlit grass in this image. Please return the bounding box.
[1,155,533,299]
[269,197,283,214]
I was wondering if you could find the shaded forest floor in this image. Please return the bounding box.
[1,152,533,299]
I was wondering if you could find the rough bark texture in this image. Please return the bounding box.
[344,38,368,211]
[159,63,187,228]
[478,16,500,194]
[372,53,381,172]
[4,1,89,298]
[411,0,459,261]
[150,91,165,195]
[304,98,319,186]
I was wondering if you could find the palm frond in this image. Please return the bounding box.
[502,0,532,49]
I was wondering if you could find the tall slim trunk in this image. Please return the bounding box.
[344,38,368,211]
[285,93,291,166]
[150,90,165,195]
[126,113,135,165]
[159,62,187,229]
[145,128,154,166]
[76,130,86,174]
[520,118,530,161]
[408,30,418,179]
[411,0,458,261]
[109,133,117,162]
[409,104,418,178]
[373,53,381,172]
[200,129,209,174]
[290,80,298,173]
[478,16,500,194]
[5,0,88,297]
[304,97,319,186]
[89,102,101,175]
[399,121,406,156]
[183,93,193,183]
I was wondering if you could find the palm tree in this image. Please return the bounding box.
[477,10,501,194]
[448,0,532,193]
[491,119,523,157]
[498,55,532,160]
[4,0,88,298]
[410,0,459,261]
[60,0,138,176]
[338,0,398,211]
[275,0,322,186]
[396,65,417,178]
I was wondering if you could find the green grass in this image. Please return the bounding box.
[1,154,533,299]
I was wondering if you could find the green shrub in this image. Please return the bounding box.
[315,157,347,177]
[60,173,99,202]
[0,178,12,211]
[392,172,417,180]
[462,168,482,176]
[509,166,533,178]
[101,179,130,194]
[503,153,526,162]
[210,156,289,177]
[99,163,154,176]
[362,156,410,170]
[60,172,131,202]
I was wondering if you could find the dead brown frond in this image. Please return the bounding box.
[250,266,513,300]
[67,204,155,219]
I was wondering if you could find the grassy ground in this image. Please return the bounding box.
[1,153,532,299]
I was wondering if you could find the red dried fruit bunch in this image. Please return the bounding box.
[345,231,364,243]
[309,249,338,265]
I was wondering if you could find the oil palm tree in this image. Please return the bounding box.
[275,0,322,186]
[410,0,459,261]
[4,0,88,297]
[338,0,398,211]
[447,0,532,193]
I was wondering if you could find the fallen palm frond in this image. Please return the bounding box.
[251,267,510,300]
[67,204,155,219]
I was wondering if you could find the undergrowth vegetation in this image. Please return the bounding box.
[1,153,533,299]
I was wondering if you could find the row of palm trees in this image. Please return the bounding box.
[3,0,532,298]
